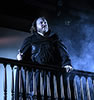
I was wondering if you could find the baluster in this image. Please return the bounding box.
[11,65,14,100]
[67,76,71,99]
[4,64,7,100]
[40,71,44,100]
[47,73,51,100]
[19,69,23,100]
[60,75,65,100]
[88,78,93,100]
[26,70,31,100]
[32,71,37,100]
[15,67,19,100]
[86,78,91,100]
[92,79,94,99]
[20,67,26,100]
[80,77,84,100]
[74,77,78,100]
[69,74,75,100]
[53,75,58,100]
[63,73,70,100]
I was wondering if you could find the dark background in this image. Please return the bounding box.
[0,0,94,72]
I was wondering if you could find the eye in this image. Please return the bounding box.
[40,21,43,24]
[44,22,46,24]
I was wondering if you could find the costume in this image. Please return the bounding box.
[15,17,72,99]
[20,31,71,67]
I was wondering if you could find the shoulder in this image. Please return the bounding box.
[50,33,59,41]
[24,36,32,41]
[51,34,67,50]
[22,35,34,44]
[58,39,67,49]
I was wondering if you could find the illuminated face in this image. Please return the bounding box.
[36,17,48,36]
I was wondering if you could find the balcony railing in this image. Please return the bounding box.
[0,57,94,100]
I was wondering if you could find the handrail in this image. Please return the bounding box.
[0,57,94,77]
[0,57,65,72]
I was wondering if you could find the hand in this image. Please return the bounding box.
[17,52,23,61]
[63,65,73,73]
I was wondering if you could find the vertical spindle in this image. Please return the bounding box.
[53,75,58,100]
[47,73,51,100]
[69,74,75,100]
[80,77,84,100]
[63,74,68,100]
[19,69,23,100]
[86,78,91,100]
[74,78,78,100]
[67,76,71,99]
[26,70,31,100]
[60,75,65,99]
[32,71,37,100]
[40,71,44,100]
[92,79,94,99]
[4,64,7,100]
[15,67,19,100]
[11,65,14,100]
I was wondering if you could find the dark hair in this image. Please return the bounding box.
[29,16,47,34]
[29,19,37,34]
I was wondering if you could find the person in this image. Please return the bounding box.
[16,16,73,99]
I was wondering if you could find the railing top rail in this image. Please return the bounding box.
[0,57,94,78]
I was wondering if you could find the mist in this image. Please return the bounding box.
[50,9,94,72]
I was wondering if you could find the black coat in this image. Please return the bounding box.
[20,31,71,67]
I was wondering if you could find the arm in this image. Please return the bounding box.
[58,39,73,72]
[17,37,31,61]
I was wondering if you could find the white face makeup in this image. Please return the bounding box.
[36,17,49,36]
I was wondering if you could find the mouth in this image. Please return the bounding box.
[42,25,46,28]
[42,27,46,30]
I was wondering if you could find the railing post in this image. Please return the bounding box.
[32,71,37,100]
[40,71,44,100]
[67,76,71,99]
[74,77,78,100]
[69,74,75,100]
[19,68,23,100]
[53,75,58,100]
[11,64,14,100]
[60,74,65,100]
[26,70,31,100]
[92,79,94,99]
[86,78,91,100]
[63,73,69,100]
[4,64,7,100]
[80,77,84,100]
[15,67,19,100]
[47,73,51,100]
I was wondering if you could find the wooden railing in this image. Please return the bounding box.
[0,57,94,100]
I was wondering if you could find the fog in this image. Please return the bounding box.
[50,10,94,72]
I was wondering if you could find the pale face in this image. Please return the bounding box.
[36,17,49,36]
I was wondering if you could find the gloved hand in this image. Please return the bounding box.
[17,52,23,61]
[63,65,73,73]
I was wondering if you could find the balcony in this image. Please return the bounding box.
[0,57,94,100]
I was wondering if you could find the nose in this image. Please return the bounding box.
[42,22,46,25]
[42,23,46,27]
